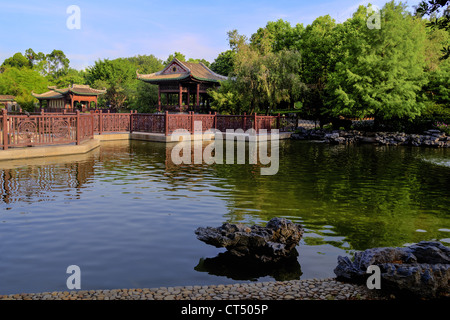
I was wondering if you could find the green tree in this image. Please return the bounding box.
[53,68,87,88]
[45,50,70,78]
[326,2,428,121]
[164,52,186,65]
[250,19,304,53]
[1,52,31,70]
[210,31,305,114]
[298,15,337,123]
[210,50,236,76]
[86,58,136,110]
[416,0,449,59]
[127,54,164,74]
[187,58,211,67]
[0,67,50,111]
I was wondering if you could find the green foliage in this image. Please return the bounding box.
[164,52,186,65]
[53,68,87,88]
[434,120,450,134]
[209,30,306,114]
[135,81,158,113]
[250,19,304,53]
[86,58,137,110]
[210,50,236,76]
[0,67,50,111]
[298,15,337,121]
[127,54,164,74]
[187,58,211,68]
[326,2,428,121]
[416,0,450,59]
[86,55,164,111]
[1,52,31,69]
[208,81,241,114]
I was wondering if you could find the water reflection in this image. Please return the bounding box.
[0,152,98,205]
[194,251,302,281]
[0,139,449,293]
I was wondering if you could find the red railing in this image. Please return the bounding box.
[130,113,165,134]
[0,110,282,150]
[93,111,133,134]
[1,109,93,150]
[131,112,280,135]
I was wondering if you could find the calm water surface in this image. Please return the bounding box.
[0,139,449,294]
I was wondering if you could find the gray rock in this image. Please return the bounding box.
[195,218,304,263]
[334,241,450,298]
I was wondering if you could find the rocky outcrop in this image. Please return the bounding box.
[334,241,450,299]
[291,128,450,148]
[195,218,304,263]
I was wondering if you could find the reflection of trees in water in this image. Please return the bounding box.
[207,142,450,251]
[1,140,448,252]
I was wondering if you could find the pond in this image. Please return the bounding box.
[0,139,449,294]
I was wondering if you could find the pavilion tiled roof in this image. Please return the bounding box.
[32,85,106,99]
[137,58,228,83]
[0,95,16,101]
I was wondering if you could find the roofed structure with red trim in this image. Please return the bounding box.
[137,58,228,112]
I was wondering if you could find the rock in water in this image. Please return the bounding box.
[334,241,450,298]
[195,218,304,263]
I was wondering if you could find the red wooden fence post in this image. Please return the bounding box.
[91,111,95,137]
[190,111,194,134]
[254,112,258,133]
[2,108,8,150]
[76,110,81,145]
[165,111,169,136]
[214,112,217,130]
[130,110,133,134]
[277,113,280,130]
[99,111,103,135]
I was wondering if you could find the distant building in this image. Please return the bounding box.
[32,84,106,112]
[137,58,228,113]
[0,95,18,112]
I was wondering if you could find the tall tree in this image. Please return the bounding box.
[0,67,50,110]
[126,54,164,74]
[164,52,186,65]
[210,50,236,76]
[1,52,31,70]
[298,15,337,122]
[326,2,428,121]
[86,58,136,110]
[250,19,304,53]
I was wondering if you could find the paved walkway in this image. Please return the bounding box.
[0,278,387,300]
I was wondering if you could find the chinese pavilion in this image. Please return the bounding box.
[32,84,106,111]
[0,95,18,112]
[136,58,228,112]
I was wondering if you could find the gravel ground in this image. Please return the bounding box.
[0,278,388,300]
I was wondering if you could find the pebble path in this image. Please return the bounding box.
[0,278,387,300]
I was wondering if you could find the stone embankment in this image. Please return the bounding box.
[0,278,385,300]
[292,128,450,147]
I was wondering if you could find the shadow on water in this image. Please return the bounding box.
[194,251,302,281]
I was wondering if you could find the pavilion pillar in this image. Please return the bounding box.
[178,83,183,111]
[187,87,190,111]
[196,83,200,113]
[158,86,161,111]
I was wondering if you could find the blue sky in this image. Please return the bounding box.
[0,0,423,70]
